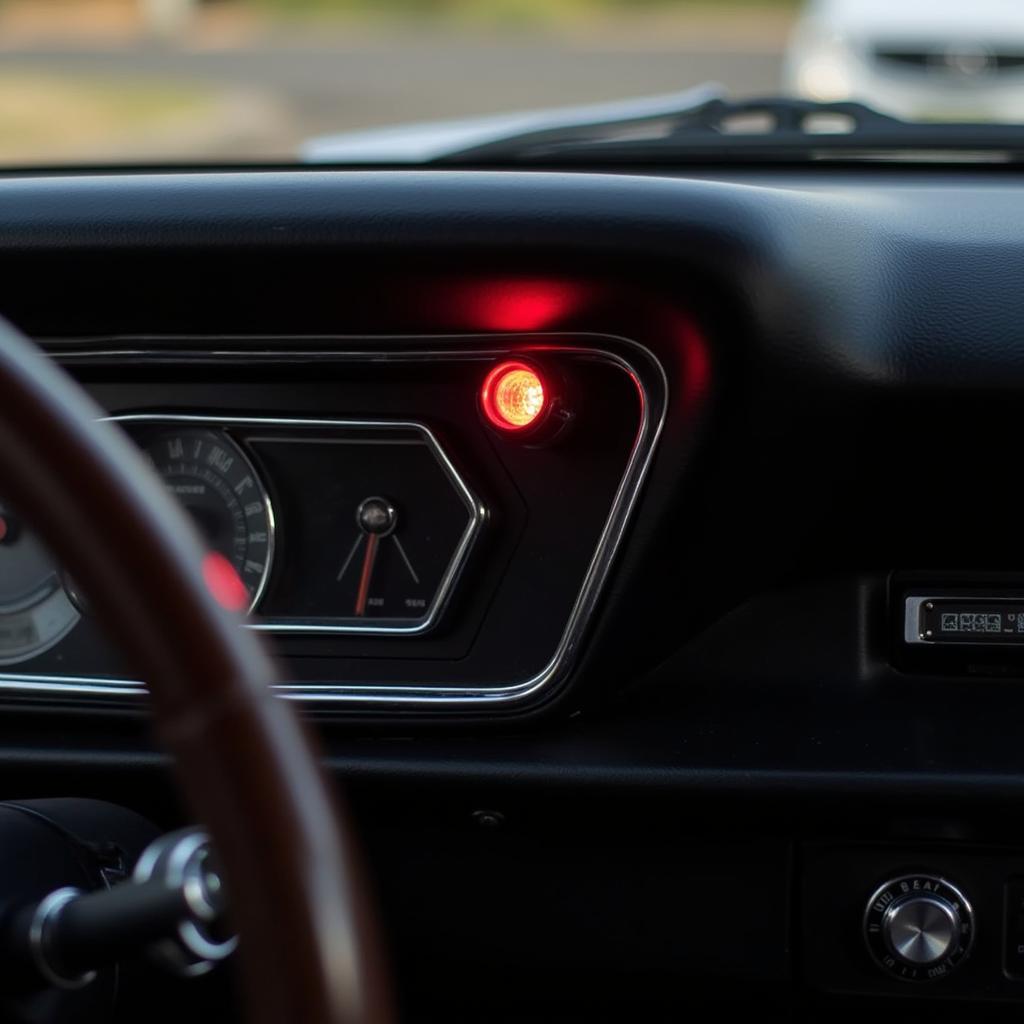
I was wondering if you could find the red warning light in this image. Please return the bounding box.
[202,552,249,613]
[480,361,548,432]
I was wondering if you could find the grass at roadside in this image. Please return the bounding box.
[251,0,800,25]
[0,74,217,162]
[252,0,798,8]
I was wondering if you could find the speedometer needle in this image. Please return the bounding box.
[354,533,379,617]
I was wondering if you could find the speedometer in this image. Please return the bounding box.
[0,501,80,665]
[142,429,274,613]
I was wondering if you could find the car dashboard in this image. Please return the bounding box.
[4,165,1024,1019]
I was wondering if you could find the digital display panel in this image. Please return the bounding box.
[939,612,1003,633]
[918,600,1024,644]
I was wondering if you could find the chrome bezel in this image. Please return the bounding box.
[28,887,98,990]
[0,583,80,667]
[132,424,277,617]
[0,335,667,712]
[863,874,975,981]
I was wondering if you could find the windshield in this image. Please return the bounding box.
[2,0,1023,166]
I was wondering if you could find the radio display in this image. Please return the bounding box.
[918,600,1024,643]
[941,612,1003,634]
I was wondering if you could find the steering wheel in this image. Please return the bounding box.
[0,318,390,1023]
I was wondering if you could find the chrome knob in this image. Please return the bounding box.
[864,874,974,982]
[883,894,958,964]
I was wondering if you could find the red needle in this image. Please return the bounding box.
[354,533,379,617]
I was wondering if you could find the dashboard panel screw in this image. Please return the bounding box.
[471,810,505,830]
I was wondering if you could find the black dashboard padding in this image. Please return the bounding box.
[4,170,1024,392]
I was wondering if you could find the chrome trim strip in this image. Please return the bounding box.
[0,675,147,697]
[108,415,485,637]
[0,336,666,711]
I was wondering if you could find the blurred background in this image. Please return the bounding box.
[1,0,1023,165]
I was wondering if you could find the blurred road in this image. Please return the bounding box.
[0,0,790,159]
[0,20,787,159]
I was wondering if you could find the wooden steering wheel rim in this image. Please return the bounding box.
[0,319,389,1024]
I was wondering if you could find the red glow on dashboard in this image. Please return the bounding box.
[202,552,249,612]
[481,361,548,430]
[673,313,712,408]
[461,281,586,331]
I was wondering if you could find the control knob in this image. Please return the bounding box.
[863,874,974,981]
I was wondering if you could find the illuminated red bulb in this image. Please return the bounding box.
[480,361,548,432]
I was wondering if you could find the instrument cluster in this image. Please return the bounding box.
[0,337,664,714]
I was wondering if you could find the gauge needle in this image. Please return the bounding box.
[354,533,379,617]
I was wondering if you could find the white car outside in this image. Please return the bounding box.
[784,0,1024,122]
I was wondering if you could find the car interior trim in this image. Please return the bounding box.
[0,337,667,712]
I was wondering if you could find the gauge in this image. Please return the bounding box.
[141,429,274,613]
[246,425,481,631]
[336,495,427,619]
[0,502,80,665]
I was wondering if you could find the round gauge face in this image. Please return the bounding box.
[142,429,274,613]
[0,502,80,665]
